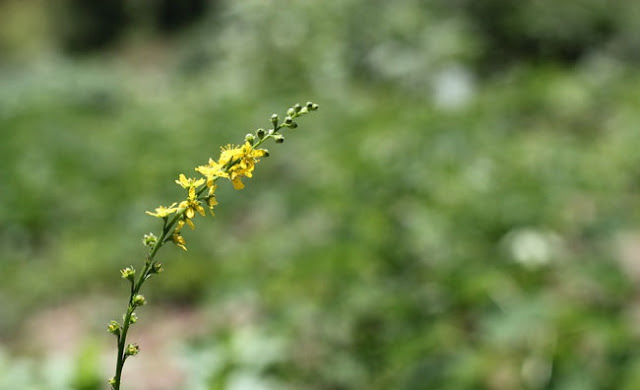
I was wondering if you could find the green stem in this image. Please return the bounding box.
[111,219,175,390]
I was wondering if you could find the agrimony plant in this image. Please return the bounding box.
[107,102,319,389]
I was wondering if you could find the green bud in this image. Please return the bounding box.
[284,116,293,125]
[125,343,140,356]
[294,103,302,112]
[270,114,279,126]
[311,103,319,111]
[289,122,298,129]
[274,134,284,144]
[107,320,121,336]
[152,262,164,274]
[132,294,146,307]
[245,133,255,144]
[256,128,266,138]
[287,108,296,117]
[130,312,138,324]
[142,233,158,248]
[120,267,135,281]
[108,377,116,386]
[305,101,313,109]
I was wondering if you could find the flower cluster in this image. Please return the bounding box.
[197,142,267,190]
[144,101,318,252]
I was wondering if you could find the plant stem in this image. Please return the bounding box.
[111,221,174,390]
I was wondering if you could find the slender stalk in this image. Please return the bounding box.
[112,221,175,390]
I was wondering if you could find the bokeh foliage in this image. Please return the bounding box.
[2,0,640,389]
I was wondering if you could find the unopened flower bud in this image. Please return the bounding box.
[311,103,319,110]
[108,377,116,386]
[284,116,293,125]
[294,103,302,112]
[289,122,298,129]
[256,128,266,138]
[287,108,296,117]
[245,133,255,144]
[274,134,284,144]
[130,312,138,324]
[125,343,140,356]
[305,101,314,109]
[133,294,146,307]
[270,114,279,126]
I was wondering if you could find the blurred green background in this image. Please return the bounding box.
[3,0,640,389]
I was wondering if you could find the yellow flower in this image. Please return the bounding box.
[175,173,205,189]
[219,142,268,190]
[193,166,221,214]
[172,220,188,250]
[178,187,205,228]
[206,195,218,215]
[175,219,185,233]
[172,173,206,227]
[236,142,267,175]
[207,183,217,197]
[196,158,226,185]
[146,203,178,218]
[218,144,244,166]
[231,177,244,190]
[171,229,187,251]
[196,143,267,190]
[202,183,219,215]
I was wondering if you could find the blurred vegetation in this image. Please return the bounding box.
[2,0,640,389]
